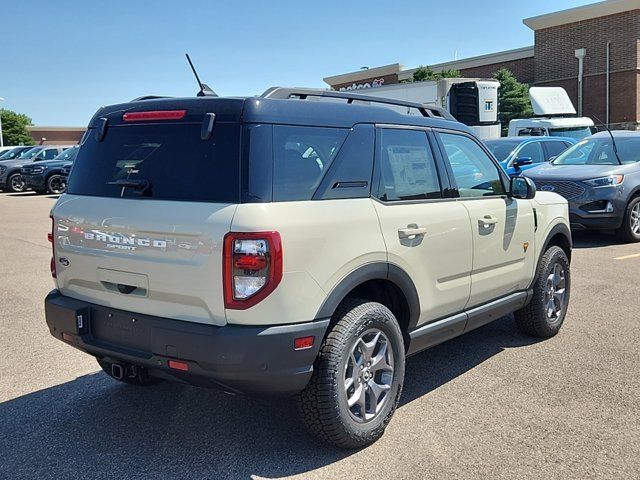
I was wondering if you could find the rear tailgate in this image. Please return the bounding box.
[52,100,243,326]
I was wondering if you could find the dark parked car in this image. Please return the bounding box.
[0,146,68,192]
[485,136,576,177]
[524,131,640,242]
[21,146,79,194]
[0,146,35,161]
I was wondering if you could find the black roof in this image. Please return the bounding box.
[88,95,472,133]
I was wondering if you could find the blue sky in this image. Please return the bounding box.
[1,0,595,125]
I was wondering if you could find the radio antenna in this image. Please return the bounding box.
[185,53,217,97]
[591,114,621,165]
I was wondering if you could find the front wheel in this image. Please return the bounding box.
[514,245,570,338]
[298,299,405,449]
[616,197,640,243]
[47,174,67,194]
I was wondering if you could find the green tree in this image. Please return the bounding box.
[409,65,461,82]
[0,109,35,146]
[493,68,533,135]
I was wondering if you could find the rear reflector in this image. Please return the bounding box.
[62,332,74,342]
[294,336,315,350]
[123,110,187,122]
[168,360,189,371]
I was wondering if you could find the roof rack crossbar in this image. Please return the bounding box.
[261,87,457,122]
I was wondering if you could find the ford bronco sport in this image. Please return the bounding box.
[45,89,572,449]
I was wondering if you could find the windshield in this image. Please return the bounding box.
[549,127,592,140]
[484,140,521,162]
[553,136,640,165]
[1,146,32,160]
[17,147,43,159]
[52,147,79,162]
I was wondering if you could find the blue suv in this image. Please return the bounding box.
[485,137,576,177]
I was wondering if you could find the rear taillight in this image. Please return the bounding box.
[223,232,282,309]
[49,215,56,278]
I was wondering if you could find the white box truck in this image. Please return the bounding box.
[347,78,501,140]
[508,87,595,140]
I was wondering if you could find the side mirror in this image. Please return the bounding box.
[513,156,533,168]
[510,176,536,200]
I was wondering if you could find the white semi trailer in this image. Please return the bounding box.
[346,78,501,140]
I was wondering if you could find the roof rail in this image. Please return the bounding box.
[130,95,174,102]
[261,87,457,122]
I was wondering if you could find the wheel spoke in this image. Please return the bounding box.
[367,381,390,414]
[348,384,364,408]
[370,341,393,373]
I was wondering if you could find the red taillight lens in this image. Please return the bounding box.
[168,360,189,371]
[294,336,315,350]
[223,232,282,310]
[49,215,56,278]
[122,110,187,122]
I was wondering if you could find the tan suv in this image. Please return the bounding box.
[44,89,572,448]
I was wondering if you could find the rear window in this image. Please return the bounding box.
[67,123,240,202]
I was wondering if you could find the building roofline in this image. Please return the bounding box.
[27,126,87,132]
[398,46,534,80]
[323,63,403,87]
[523,0,640,30]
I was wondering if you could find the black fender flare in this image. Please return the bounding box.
[315,262,421,330]
[530,222,572,289]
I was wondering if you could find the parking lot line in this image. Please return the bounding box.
[614,253,640,260]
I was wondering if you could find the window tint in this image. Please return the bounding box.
[439,133,506,198]
[67,123,241,202]
[378,129,441,201]
[315,124,374,200]
[517,141,545,164]
[544,141,569,159]
[42,148,60,160]
[272,126,347,201]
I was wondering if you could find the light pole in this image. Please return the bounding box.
[0,97,4,147]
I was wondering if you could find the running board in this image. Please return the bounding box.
[406,291,531,356]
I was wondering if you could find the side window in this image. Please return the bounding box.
[315,124,375,200]
[378,128,442,202]
[43,149,59,160]
[438,133,506,198]
[517,142,545,164]
[272,126,347,202]
[544,141,569,159]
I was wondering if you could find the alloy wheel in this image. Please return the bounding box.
[48,175,66,195]
[344,328,394,423]
[10,174,26,192]
[631,203,640,236]
[544,263,566,321]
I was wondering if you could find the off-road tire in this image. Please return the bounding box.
[616,196,640,243]
[514,245,570,338]
[297,299,405,449]
[97,358,162,386]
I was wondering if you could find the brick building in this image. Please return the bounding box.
[323,0,640,129]
[27,126,86,145]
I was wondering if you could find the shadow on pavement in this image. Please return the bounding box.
[572,230,623,249]
[0,316,539,479]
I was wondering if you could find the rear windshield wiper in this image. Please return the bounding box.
[108,178,149,189]
[107,178,152,196]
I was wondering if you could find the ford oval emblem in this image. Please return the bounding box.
[541,185,555,192]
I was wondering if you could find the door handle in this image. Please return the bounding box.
[478,215,499,227]
[398,225,428,238]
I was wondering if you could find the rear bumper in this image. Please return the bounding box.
[45,290,329,395]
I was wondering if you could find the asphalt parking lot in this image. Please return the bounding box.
[1,191,639,480]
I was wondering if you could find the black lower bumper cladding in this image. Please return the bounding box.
[45,290,329,395]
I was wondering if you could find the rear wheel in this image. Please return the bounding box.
[47,174,67,194]
[97,358,162,386]
[616,197,640,243]
[7,173,26,193]
[298,299,405,449]
[514,245,570,338]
